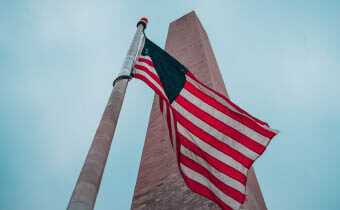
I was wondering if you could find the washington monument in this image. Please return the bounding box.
[131,11,267,210]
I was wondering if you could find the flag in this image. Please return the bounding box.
[133,37,278,210]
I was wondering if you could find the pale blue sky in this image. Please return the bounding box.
[1,1,340,210]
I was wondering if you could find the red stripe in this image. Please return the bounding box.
[180,154,246,203]
[180,171,233,210]
[159,95,163,114]
[176,94,265,155]
[170,107,181,167]
[174,108,253,169]
[134,64,162,87]
[134,74,167,101]
[186,72,270,127]
[178,132,247,185]
[184,80,276,139]
[166,104,173,147]
[138,57,154,67]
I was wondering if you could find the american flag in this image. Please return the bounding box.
[133,37,278,210]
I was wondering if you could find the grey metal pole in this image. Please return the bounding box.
[67,17,148,210]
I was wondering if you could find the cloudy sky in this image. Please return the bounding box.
[1,0,340,210]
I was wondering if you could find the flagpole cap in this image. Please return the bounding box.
[137,17,148,29]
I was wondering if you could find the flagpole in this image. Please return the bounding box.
[67,17,148,210]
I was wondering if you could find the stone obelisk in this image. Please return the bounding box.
[131,11,267,210]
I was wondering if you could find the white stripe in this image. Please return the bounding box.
[162,100,168,131]
[134,70,167,99]
[186,76,277,133]
[139,55,152,62]
[173,102,259,161]
[180,163,241,209]
[177,123,248,175]
[135,59,158,76]
[180,145,246,194]
[180,88,270,146]
[169,108,177,154]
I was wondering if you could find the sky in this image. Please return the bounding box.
[1,0,340,210]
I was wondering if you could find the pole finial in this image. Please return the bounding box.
[137,17,148,29]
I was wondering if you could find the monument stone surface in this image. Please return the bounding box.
[131,11,267,210]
